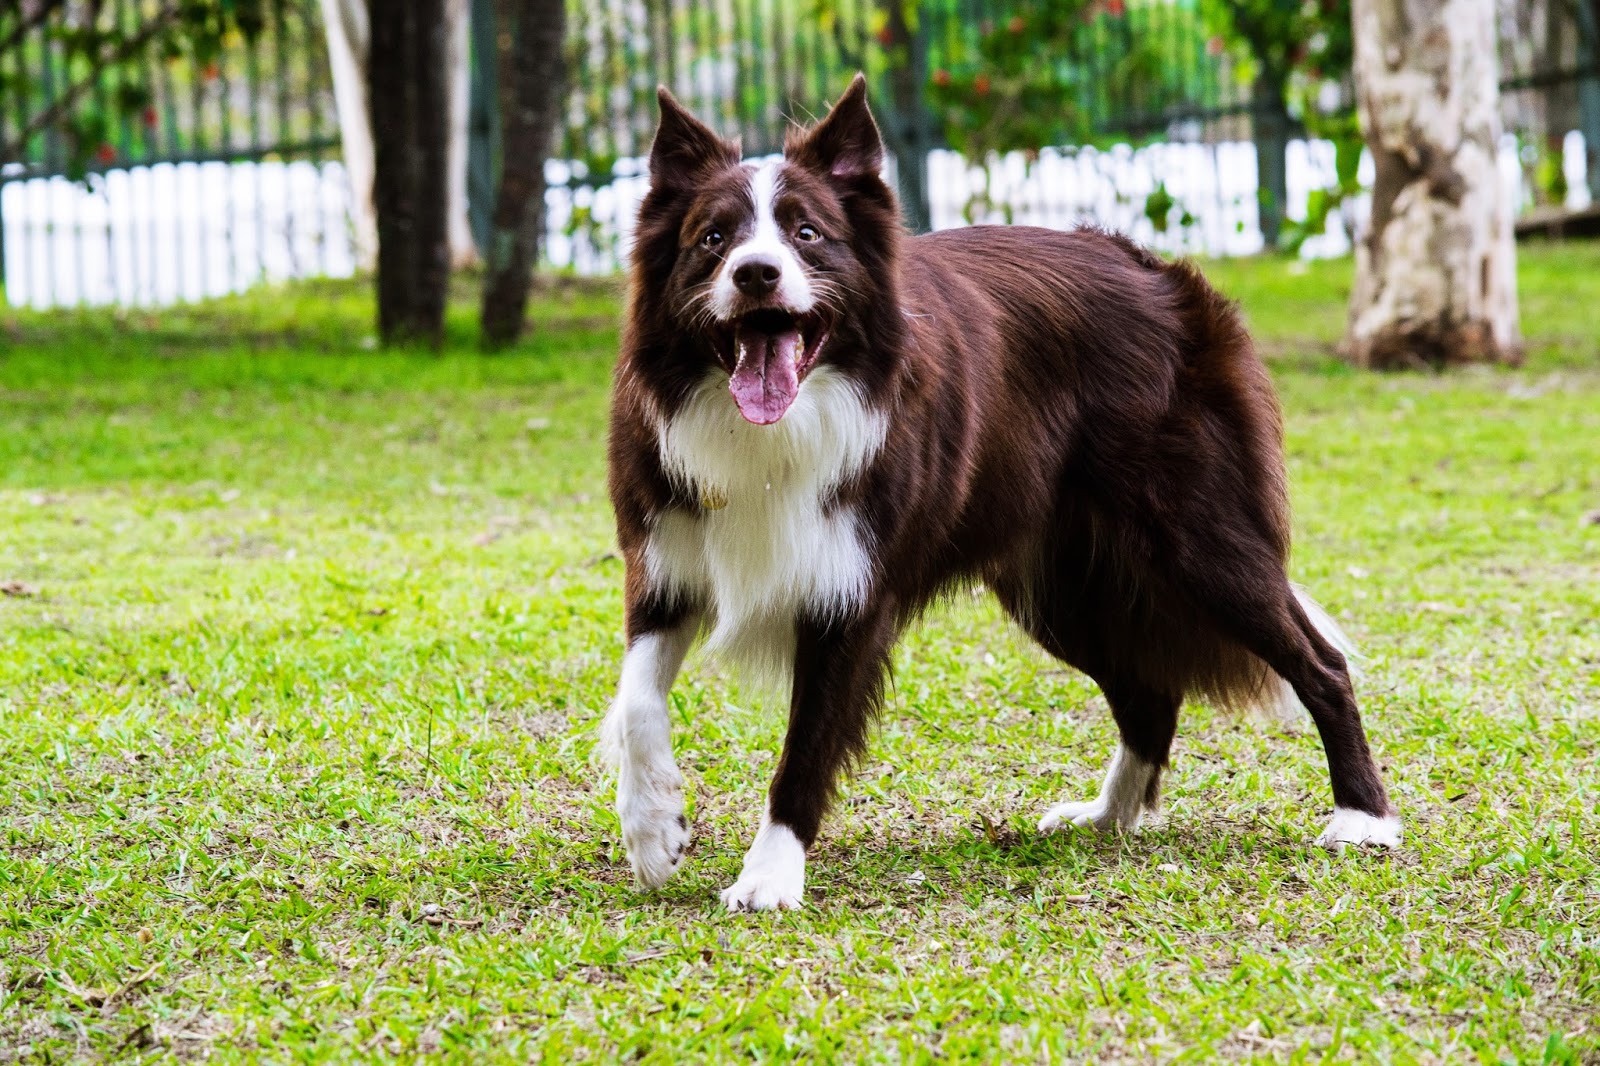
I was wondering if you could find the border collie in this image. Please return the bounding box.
[602,76,1399,912]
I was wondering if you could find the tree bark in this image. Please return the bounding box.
[881,0,933,234]
[327,0,475,272]
[445,0,479,267]
[1252,73,1290,250]
[1577,0,1600,205]
[478,0,567,349]
[320,0,376,268]
[368,0,451,347]
[1344,0,1521,369]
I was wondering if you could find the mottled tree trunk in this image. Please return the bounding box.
[1344,0,1521,369]
[369,0,451,346]
[478,0,567,348]
[325,0,474,271]
[444,0,479,267]
[320,0,376,268]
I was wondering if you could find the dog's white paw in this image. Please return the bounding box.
[1315,807,1401,851]
[1038,798,1141,834]
[720,822,805,912]
[1039,745,1155,835]
[617,763,691,889]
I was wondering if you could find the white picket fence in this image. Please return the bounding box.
[1,131,1591,310]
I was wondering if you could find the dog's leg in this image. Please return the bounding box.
[601,611,699,889]
[1280,593,1401,849]
[1184,562,1399,849]
[721,607,897,912]
[1039,680,1179,834]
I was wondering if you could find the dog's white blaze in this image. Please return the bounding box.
[600,623,697,888]
[647,366,885,685]
[1038,743,1156,833]
[721,816,807,912]
[710,159,815,320]
[1316,807,1402,850]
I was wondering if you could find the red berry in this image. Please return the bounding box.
[875,26,894,46]
[974,73,991,96]
[1008,15,1025,33]
[142,106,158,128]
[932,68,951,88]
[203,61,220,81]
[1107,0,1125,14]
[1206,35,1225,57]
[96,143,116,163]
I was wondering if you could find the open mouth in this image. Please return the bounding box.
[713,308,829,426]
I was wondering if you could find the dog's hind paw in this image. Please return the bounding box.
[1315,807,1401,851]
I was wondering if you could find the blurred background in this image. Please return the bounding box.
[3,0,1595,323]
[3,9,1598,1058]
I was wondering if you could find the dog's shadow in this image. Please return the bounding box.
[617,813,1364,915]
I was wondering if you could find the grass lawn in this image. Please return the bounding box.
[2,245,1598,1063]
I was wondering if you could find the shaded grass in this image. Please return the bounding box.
[1,247,1598,1063]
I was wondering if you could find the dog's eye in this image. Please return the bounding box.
[796,223,821,242]
[701,228,723,250]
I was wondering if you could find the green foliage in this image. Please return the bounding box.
[0,0,265,178]
[2,247,1599,1059]
[1203,0,1351,97]
[1141,180,1194,235]
[1280,112,1365,255]
[1527,139,1571,208]
[1203,0,1359,252]
[925,2,1098,159]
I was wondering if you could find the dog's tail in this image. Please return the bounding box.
[1247,585,1359,727]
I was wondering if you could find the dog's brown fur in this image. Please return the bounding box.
[606,77,1394,896]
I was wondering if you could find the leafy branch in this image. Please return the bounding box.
[2,2,184,164]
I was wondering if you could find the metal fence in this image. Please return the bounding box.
[1,0,350,307]
[5,0,1599,308]
[560,0,1254,167]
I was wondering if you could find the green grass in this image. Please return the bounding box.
[2,245,1598,1063]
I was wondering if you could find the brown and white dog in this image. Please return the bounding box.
[602,76,1399,912]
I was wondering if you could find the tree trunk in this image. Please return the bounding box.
[1344,0,1521,369]
[445,0,479,267]
[1578,0,1600,205]
[1252,74,1290,250]
[880,0,933,234]
[325,0,474,271]
[320,0,376,269]
[479,0,567,349]
[369,0,451,346]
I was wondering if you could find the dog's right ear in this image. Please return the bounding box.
[650,88,741,189]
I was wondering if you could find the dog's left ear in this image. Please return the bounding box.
[787,73,884,181]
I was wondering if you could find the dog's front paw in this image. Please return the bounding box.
[617,764,691,889]
[1038,799,1140,834]
[720,822,806,912]
[1315,807,1401,851]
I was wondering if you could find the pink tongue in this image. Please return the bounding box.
[729,325,802,425]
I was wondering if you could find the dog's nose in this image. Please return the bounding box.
[732,256,782,297]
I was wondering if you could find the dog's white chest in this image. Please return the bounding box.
[644,369,886,679]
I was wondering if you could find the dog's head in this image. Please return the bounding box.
[630,74,900,425]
